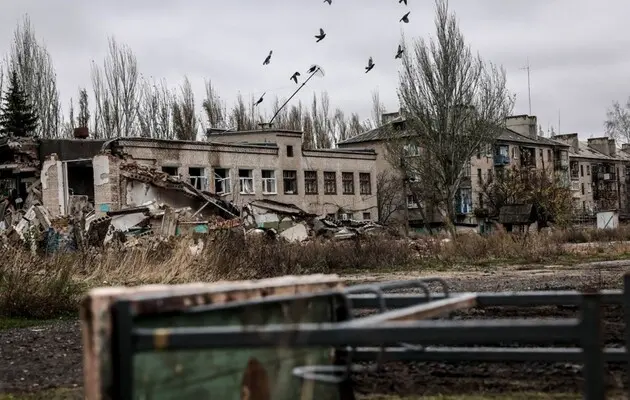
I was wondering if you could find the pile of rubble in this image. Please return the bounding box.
[242,199,384,242]
[0,161,386,252]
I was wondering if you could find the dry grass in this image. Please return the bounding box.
[2,226,630,320]
[0,232,414,319]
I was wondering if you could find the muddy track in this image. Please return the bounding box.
[0,264,628,396]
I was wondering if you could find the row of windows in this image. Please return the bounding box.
[162,166,372,196]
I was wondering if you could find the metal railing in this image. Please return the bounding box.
[108,276,630,400]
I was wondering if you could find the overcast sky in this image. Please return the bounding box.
[0,0,629,138]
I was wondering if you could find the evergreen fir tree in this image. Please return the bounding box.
[0,71,38,137]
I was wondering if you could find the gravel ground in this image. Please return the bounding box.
[0,261,628,397]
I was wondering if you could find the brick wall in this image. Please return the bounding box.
[41,155,61,217]
[93,154,122,215]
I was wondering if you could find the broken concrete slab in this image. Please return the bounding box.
[279,223,308,242]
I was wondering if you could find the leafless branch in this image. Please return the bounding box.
[9,15,61,138]
[172,76,198,141]
[386,0,514,236]
[605,97,630,142]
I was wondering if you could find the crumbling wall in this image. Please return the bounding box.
[41,154,62,217]
[93,154,122,214]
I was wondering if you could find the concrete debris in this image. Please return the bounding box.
[0,161,384,251]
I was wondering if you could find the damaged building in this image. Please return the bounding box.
[77,129,379,220]
[14,128,380,246]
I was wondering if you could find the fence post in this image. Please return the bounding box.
[624,273,630,398]
[580,293,606,400]
[581,292,604,400]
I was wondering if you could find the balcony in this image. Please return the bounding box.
[493,154,510,167]
[596,172,616,181]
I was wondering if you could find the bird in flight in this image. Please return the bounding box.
[263,51,272,65]
[324,0,332,4]
[399,0,407,5]
[395,45,404,59]
[365,57,375,73]
[400,11,410,23]
[254,92,266,106]
[290,71,301,84]
[307,65,319,74]
[315,28,326,42]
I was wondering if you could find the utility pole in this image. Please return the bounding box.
[520,58,532,115]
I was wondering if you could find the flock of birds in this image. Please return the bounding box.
[253,0,412,107]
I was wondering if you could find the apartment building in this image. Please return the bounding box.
[338,113,570,226]
[87,129,379,220]
[553,134,630,214]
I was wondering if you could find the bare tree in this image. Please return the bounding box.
[270,96,289,129]
[311,92,333,148]
[605,97,630,142]
[347,112,367,138]
[332,108,349,144]
[9,15,61,138]
[387,0,513,236]
[202,79,227,130]
[91,37,140,138]
[172,76,197,141]
[376,171,407,224]
[302,112,315,149]
[136,77,173,139]
[371,89,386,128]
[77,88,90,128]
[229,93,251,131]
[286,103,303,131]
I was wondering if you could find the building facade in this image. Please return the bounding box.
[40,129,379,220]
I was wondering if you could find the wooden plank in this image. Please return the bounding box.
[81,274,343,400]
[346,294,477,326]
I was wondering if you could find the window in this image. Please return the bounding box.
[587,165,590,176]
[286,145,294,157]
[283,170,297,194]
[261,170,276,194]
[478,193,484,208]
[359,173,371,195]
[188,167,207,191]
[407,195,418,209]
[477,168,482,183]
[363,212,371,220]
[342,172,354,194]
[581,165,584,177]
[162,166,178,176]
[581,183,585,195]
[238,169,254,194]
[547,149,552,161]
[214,168,231,194]
[324,171,337,195]
[304,171,318,194]
[539,148,543,160]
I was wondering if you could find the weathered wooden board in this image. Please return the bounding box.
[80,274,345,400]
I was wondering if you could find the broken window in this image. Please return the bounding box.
[188,167,208,191]
[286,145,294,157]
[283,170,297,194]
[324,172,337,195]
[162,166,178,176]
[239,169,255,194]
[342,172,354,195]
[304,171,318,194]
[261,170,277,194]
[214,168,231,195]
[359,173,371,195]
[363,212,371,220]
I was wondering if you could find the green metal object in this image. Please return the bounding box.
[129,296,345,400]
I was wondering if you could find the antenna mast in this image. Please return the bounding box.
[520,58,532,115]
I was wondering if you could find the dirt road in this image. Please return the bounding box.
[0,261,628,397]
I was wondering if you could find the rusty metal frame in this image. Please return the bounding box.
[109,276,630,400]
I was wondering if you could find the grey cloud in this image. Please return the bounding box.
[0,0,628,137]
